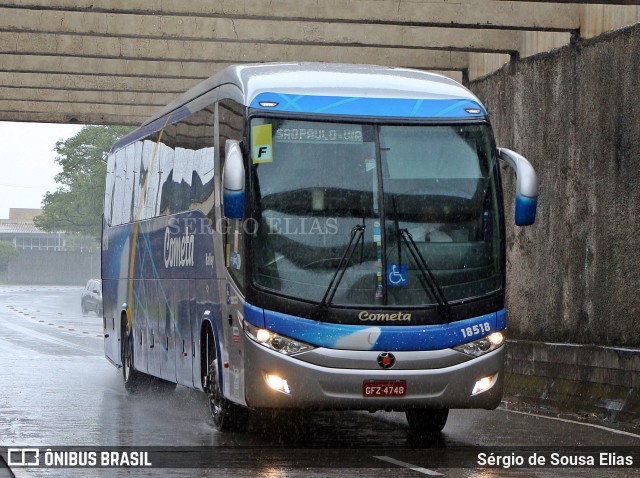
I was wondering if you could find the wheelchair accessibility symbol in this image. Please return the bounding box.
[386,264,408,286]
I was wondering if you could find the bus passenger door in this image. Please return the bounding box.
[220,273,246,405]
[216,95,248,404]
[219,217,247,405]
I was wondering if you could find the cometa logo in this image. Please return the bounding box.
[164,227,195,268]
[358,311,412,322]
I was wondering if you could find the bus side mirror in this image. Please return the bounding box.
[222,140,245,220]
[498,148,538,226]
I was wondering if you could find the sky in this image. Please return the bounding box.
[0,122,83,219]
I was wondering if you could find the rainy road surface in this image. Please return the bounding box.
[0,285,639,478]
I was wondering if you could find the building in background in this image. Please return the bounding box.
[0,208,99,284]
[0,208,66,251]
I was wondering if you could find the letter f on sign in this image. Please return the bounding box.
[253,144,272,162]
[252,123,273,163]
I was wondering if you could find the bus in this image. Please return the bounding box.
[101,63,537,435]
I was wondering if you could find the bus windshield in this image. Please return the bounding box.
[250,118,503,308]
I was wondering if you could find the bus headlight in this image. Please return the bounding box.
[243,321,315,355]
[453,331,505,357]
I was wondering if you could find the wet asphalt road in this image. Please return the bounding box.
[0,285,639,477]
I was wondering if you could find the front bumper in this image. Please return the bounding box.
[243,339,504,411]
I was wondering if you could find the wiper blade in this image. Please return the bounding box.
[389,195,450,319]
[399,228,452,321]
[311,224,366,320]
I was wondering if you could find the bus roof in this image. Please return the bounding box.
[143,63,483,126]
[112,63,487,152]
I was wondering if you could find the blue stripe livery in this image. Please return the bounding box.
[251,93,487,119]
[244,303,505,351]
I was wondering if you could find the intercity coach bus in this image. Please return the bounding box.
[101,63,537,434]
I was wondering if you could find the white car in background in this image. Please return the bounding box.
[81,279,102,316]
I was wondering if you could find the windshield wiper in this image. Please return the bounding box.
[398,228,452,320]
[390,194,450,319]
[310,224,366,320]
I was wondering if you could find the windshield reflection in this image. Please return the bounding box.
[251,119,502,309]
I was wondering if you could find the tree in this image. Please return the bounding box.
[34,125,133,239]
[0,241,19,267]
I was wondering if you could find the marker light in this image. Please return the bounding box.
[265,373,291,394]
[452,331,505,357]
[243,321,315,356]
[259,101,279,108]
[465,108,482,114]
[472,374,497,395]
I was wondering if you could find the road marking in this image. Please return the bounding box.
[500,408,640,439]
[0,316,100,355]
[374,456,443,476]
[4,306,101,340]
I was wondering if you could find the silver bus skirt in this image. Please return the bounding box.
[243,340,504,411]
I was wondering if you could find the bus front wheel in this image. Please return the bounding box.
[204,334,247,432]
[405,408,449,437]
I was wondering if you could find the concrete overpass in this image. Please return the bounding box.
[1,0,639,125]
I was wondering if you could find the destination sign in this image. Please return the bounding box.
[274,126,363,143]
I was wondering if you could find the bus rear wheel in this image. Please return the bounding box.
[405,408,449,437]
[122,325,145,392]
[205,338,247,432]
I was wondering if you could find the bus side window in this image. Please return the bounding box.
[111,148,127,226]
[186,103,216,215]
[219,98,246,291]
[104,152,116,225]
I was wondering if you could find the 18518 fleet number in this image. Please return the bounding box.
[461,322,491,339]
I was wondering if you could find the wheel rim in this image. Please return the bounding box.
[207,358,223,419]
[123,336,131,381]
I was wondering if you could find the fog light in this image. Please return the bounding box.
[265,373,291,394]
[472,374,497,395]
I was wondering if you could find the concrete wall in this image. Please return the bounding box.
[469,6,640,80]
[504,341,640,425]
[470,23,640,347]
[7,251,100,285]
[506,341,640,390]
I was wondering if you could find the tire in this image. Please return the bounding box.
[95,304,103,317]
[81,300,88,316]
[405,409,449,438]
[204,331,248,432]
[121,324,146,393]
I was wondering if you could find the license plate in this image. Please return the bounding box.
[363,380,406,397]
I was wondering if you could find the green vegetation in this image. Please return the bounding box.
[0,241,19,267]
[34,125,133,239]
